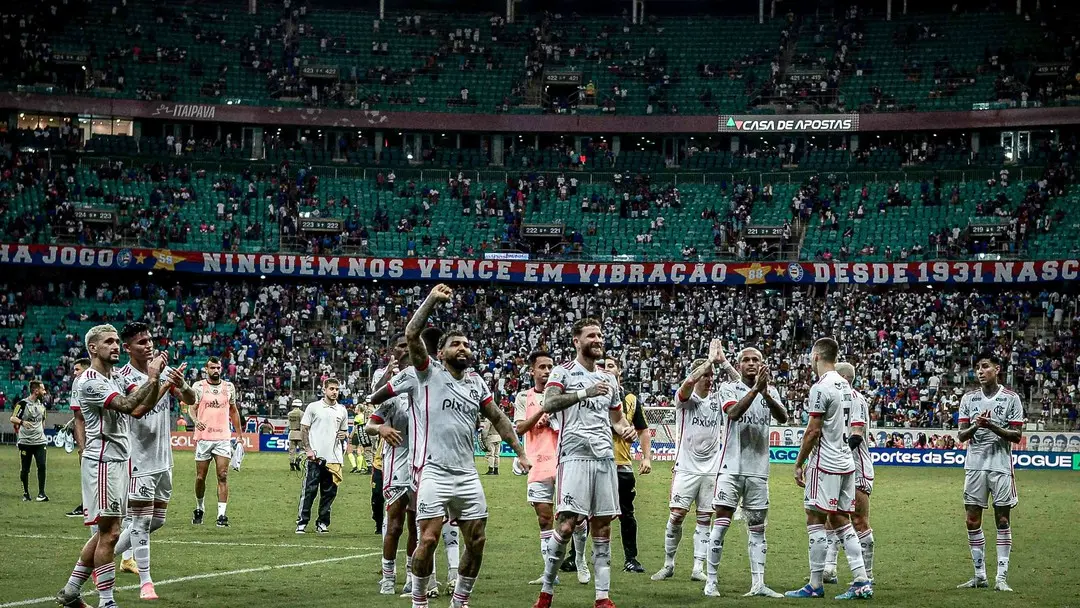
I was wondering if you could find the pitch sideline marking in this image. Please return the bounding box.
[0,532,376,551]
[0,551,381,607]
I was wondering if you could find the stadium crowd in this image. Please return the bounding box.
[1,276,1078,433]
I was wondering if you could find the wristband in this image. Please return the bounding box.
[576,389,588,402]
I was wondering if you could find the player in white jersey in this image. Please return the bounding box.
[820,363,876,586]
[368,327,460,599]
[955,352,1023,592]
[651,340,734,583]
[788,338,873,600]
[533,317,638,608]
[55,324,181,608]
[366,333,420,596]
[111,322,195,600]
[66,358,91,520]
[698,346,787,598]
[403,284,530,608]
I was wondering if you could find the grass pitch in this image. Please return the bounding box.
[0,447,1077,608]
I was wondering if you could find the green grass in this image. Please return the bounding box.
[0,447,1078,608]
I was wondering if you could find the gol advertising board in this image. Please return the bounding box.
[170,432,260,452]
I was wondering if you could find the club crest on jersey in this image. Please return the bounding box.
[469,389,480,401]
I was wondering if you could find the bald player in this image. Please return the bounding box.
[703,346,787,598]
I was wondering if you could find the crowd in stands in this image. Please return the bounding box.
[1,276,1078,437]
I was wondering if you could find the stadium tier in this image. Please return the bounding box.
[1,1,1076,114]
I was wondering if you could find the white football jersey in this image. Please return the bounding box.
[716,380,782,479]
[74,368,131,462]
[117,363,175,476]
[958,385,1023,473]
[373,365,415,487]
[546,360,621,461]
[850,388,873,482]
[413,357,493,474]
[672,390,722,475]
[806,371,855,474]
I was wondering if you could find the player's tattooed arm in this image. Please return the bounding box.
[713,339,740,383]
[109,353,167,417]
[405,284,450,370]
[543,380,611,414]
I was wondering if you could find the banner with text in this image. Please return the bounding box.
[170,432,261,452]
[631,444,1078,470]
[3,244,1080,286]
[719,114,859,133]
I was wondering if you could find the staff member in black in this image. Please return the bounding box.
[11,380,50,501]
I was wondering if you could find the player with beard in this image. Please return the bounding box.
[513,351,564,585]
[704,347,787,598]
[185,357,241,528]
[401,285,530,608]
[113,322,194,599]
[55,325,179,608]
[368,327,461,599]
[533,318,638,608]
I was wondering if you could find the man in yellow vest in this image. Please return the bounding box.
[603,358,652,573]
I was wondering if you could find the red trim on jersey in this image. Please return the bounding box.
[850,422,865,427]
[721,400,736,412]
[420,385,431,470]
[546,381,565,390]
[103,392,121,409]
[415,357,430,372]
[1008,421,1023,427]
[481,395,494,407]
[370,414,385,424]
[808,412,823,417]
[126,383,137,394]
[386,381,397,397]
[958,418,970,424]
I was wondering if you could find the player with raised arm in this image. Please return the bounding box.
[820,363,875,586]
[55,324,182,608]
[787,338,873,600]
[652,339,740,584]
[513,351,561,585]
[365,333,420,595]
[185,357,241,528]
[403,285,530,608]
[955,353,1023,592]
[533,318,639,608]
[112,322,194,600]
[701,346,787,598]
[368,327,458,599]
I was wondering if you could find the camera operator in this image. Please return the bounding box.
[295,378,349,534]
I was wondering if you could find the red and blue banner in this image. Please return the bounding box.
[2,243,1079,286]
